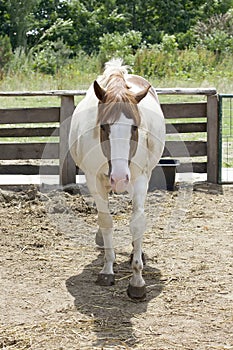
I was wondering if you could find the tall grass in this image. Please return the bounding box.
[0,48,232,95]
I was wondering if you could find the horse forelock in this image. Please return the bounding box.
[96,73,141,126]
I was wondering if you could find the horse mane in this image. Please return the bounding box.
[99,58,130,86]
[96,59,141,126]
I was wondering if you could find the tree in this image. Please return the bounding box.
[67,0,128,54]
[1,0,233,54]
[0,0,10,37]
[6,0,40,50]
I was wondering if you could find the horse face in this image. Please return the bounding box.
[94,79,150,193]
[100,115,138,193]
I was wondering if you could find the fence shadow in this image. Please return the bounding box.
[66,252,164,348]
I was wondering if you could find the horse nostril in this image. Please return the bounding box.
[125,174,129,183]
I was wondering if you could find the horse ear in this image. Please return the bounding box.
[94,80,106,101]
[134,85,151,103]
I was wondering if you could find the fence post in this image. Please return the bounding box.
[59,95,76,186]
[207,94,219,183]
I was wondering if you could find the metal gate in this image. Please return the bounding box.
[218,94,233,183]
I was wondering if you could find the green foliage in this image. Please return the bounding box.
[159,34,178,53]
[0,35,13,74]
[5,0,40,49]
[134,44,226,80]
[1,48,232,96]
[192,12,233,53]
[39,18,73,43]
[0,0,232,92]
[6,47,34,75]
[98,30,142,65]
[32,39,72,75]
[1,0,233,54]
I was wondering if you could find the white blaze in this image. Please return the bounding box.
[109,114,133,192]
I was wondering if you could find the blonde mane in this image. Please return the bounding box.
[99,58,130,87]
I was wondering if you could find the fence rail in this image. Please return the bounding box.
[0,88,218,185]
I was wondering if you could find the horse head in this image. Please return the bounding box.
[94,79,150,193]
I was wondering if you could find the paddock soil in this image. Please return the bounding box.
[0,182,232,350]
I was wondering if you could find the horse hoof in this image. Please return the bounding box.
[127,284,146,300]
[96,273,115,286]
[95,229,104,248]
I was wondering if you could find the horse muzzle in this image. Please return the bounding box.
[110,173,130,193]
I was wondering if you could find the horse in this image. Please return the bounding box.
[69,59,165,299]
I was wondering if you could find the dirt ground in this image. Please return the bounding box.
[0,181,232,350]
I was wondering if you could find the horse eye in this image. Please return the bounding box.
[132,125,138,132]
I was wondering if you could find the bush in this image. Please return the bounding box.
[6,47,33,76]
[192,12,233,53]
[159,34,178,53]
[98,30,142,66]
[32,39,73,75]
[134,45,222,79]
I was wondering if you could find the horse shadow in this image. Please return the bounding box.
[66,251,164,348]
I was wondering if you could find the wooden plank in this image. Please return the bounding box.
[166,122,207,134]
[0,127,59,137]
[0,162,206,176]
[59,96,76,185]
[0,123,207,137]
[75,163,207,174]
[207,94,219,183]
[0,107,60,124]
[161,102,207,119]
[0,90,86,97]
[0,164,59,175]
[157,88,216,95]
[163,141,207,157]
[0,143,59,159]
[0,88,217,97]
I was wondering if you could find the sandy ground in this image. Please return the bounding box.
[0,182,232,350]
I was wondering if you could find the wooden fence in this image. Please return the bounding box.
[0,88,219,185]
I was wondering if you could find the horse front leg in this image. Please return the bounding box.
[86,174,115,286]
[128,175,148,300]
[95,211,115,286]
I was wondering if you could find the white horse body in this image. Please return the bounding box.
[69,59,165,299]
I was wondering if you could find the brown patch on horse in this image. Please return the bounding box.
[130,125,138,161]
[100,124,111,160]
[127,74,150,89]
[127,74,159,102]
